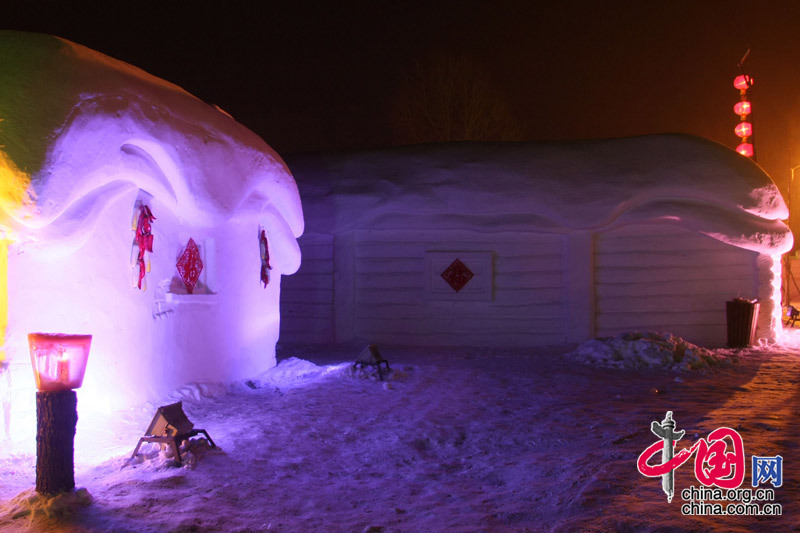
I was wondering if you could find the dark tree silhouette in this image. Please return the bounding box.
[393,53,522,144]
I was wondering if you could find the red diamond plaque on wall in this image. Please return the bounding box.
[441,258,474,292]
[177,238,203,294]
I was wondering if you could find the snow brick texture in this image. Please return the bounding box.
[282,137,791,348]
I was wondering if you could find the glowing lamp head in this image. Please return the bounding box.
[733,101,751,116]
[733,75,753,91]
[734,122,753,138]
[28,333,92,392]
[736,142,754,158]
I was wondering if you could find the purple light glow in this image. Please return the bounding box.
[0,33,304,454]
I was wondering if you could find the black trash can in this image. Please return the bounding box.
[726,298,760,348]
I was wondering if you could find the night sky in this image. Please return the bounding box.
[6,2,800,192]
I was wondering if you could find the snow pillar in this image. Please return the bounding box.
[756,253,782,343]
[333,232,356,343]
[566,231,595,343]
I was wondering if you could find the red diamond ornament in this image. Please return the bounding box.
[441,258,474,292]
[177,238,203,294]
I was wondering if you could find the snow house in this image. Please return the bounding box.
[281,136,791,348]
[0,32,303,446]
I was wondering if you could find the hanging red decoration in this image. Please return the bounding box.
[733,101,751,116]
[734,122,752,138]
[260,229,272,288]
[176,238,203,294]
[733,74,753,91]
[134,205,156,290]
[736,143,754,157]
[732,65,755,159]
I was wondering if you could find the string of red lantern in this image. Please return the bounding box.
[733,74,754,158]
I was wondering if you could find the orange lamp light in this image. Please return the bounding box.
[28,333,92,392]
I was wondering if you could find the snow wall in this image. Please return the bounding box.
[0,31,303,449]
[281,136,791,348]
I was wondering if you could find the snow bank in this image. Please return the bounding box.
[1,488,92,522]
[249,357,352,391]
[244,356,404,392]
[566,331,731,371]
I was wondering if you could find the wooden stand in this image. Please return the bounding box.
[130,402,216,467]
[36,390,77,496]
[353,344,391,381]
[131,429,216,467]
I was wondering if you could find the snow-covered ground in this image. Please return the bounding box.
[1,334,798,532]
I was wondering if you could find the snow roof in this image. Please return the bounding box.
[288,135,791,254]
[0,31,302,267]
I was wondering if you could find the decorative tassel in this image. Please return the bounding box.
[259,228,272,288]
[133,204,156,290]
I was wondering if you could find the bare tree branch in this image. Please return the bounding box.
[392,53,522,144]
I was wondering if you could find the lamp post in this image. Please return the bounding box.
[28,333,91,496]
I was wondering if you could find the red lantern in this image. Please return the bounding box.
[733,75,753,91]
[736,143,754,158]
[733,101,751,116]
[28,333,92,391]
[734,122,753,138]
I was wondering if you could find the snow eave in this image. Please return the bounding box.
[609,199,793,255]
[0,31,303,262]
[290,135,789,251]
[291,134,787,218]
